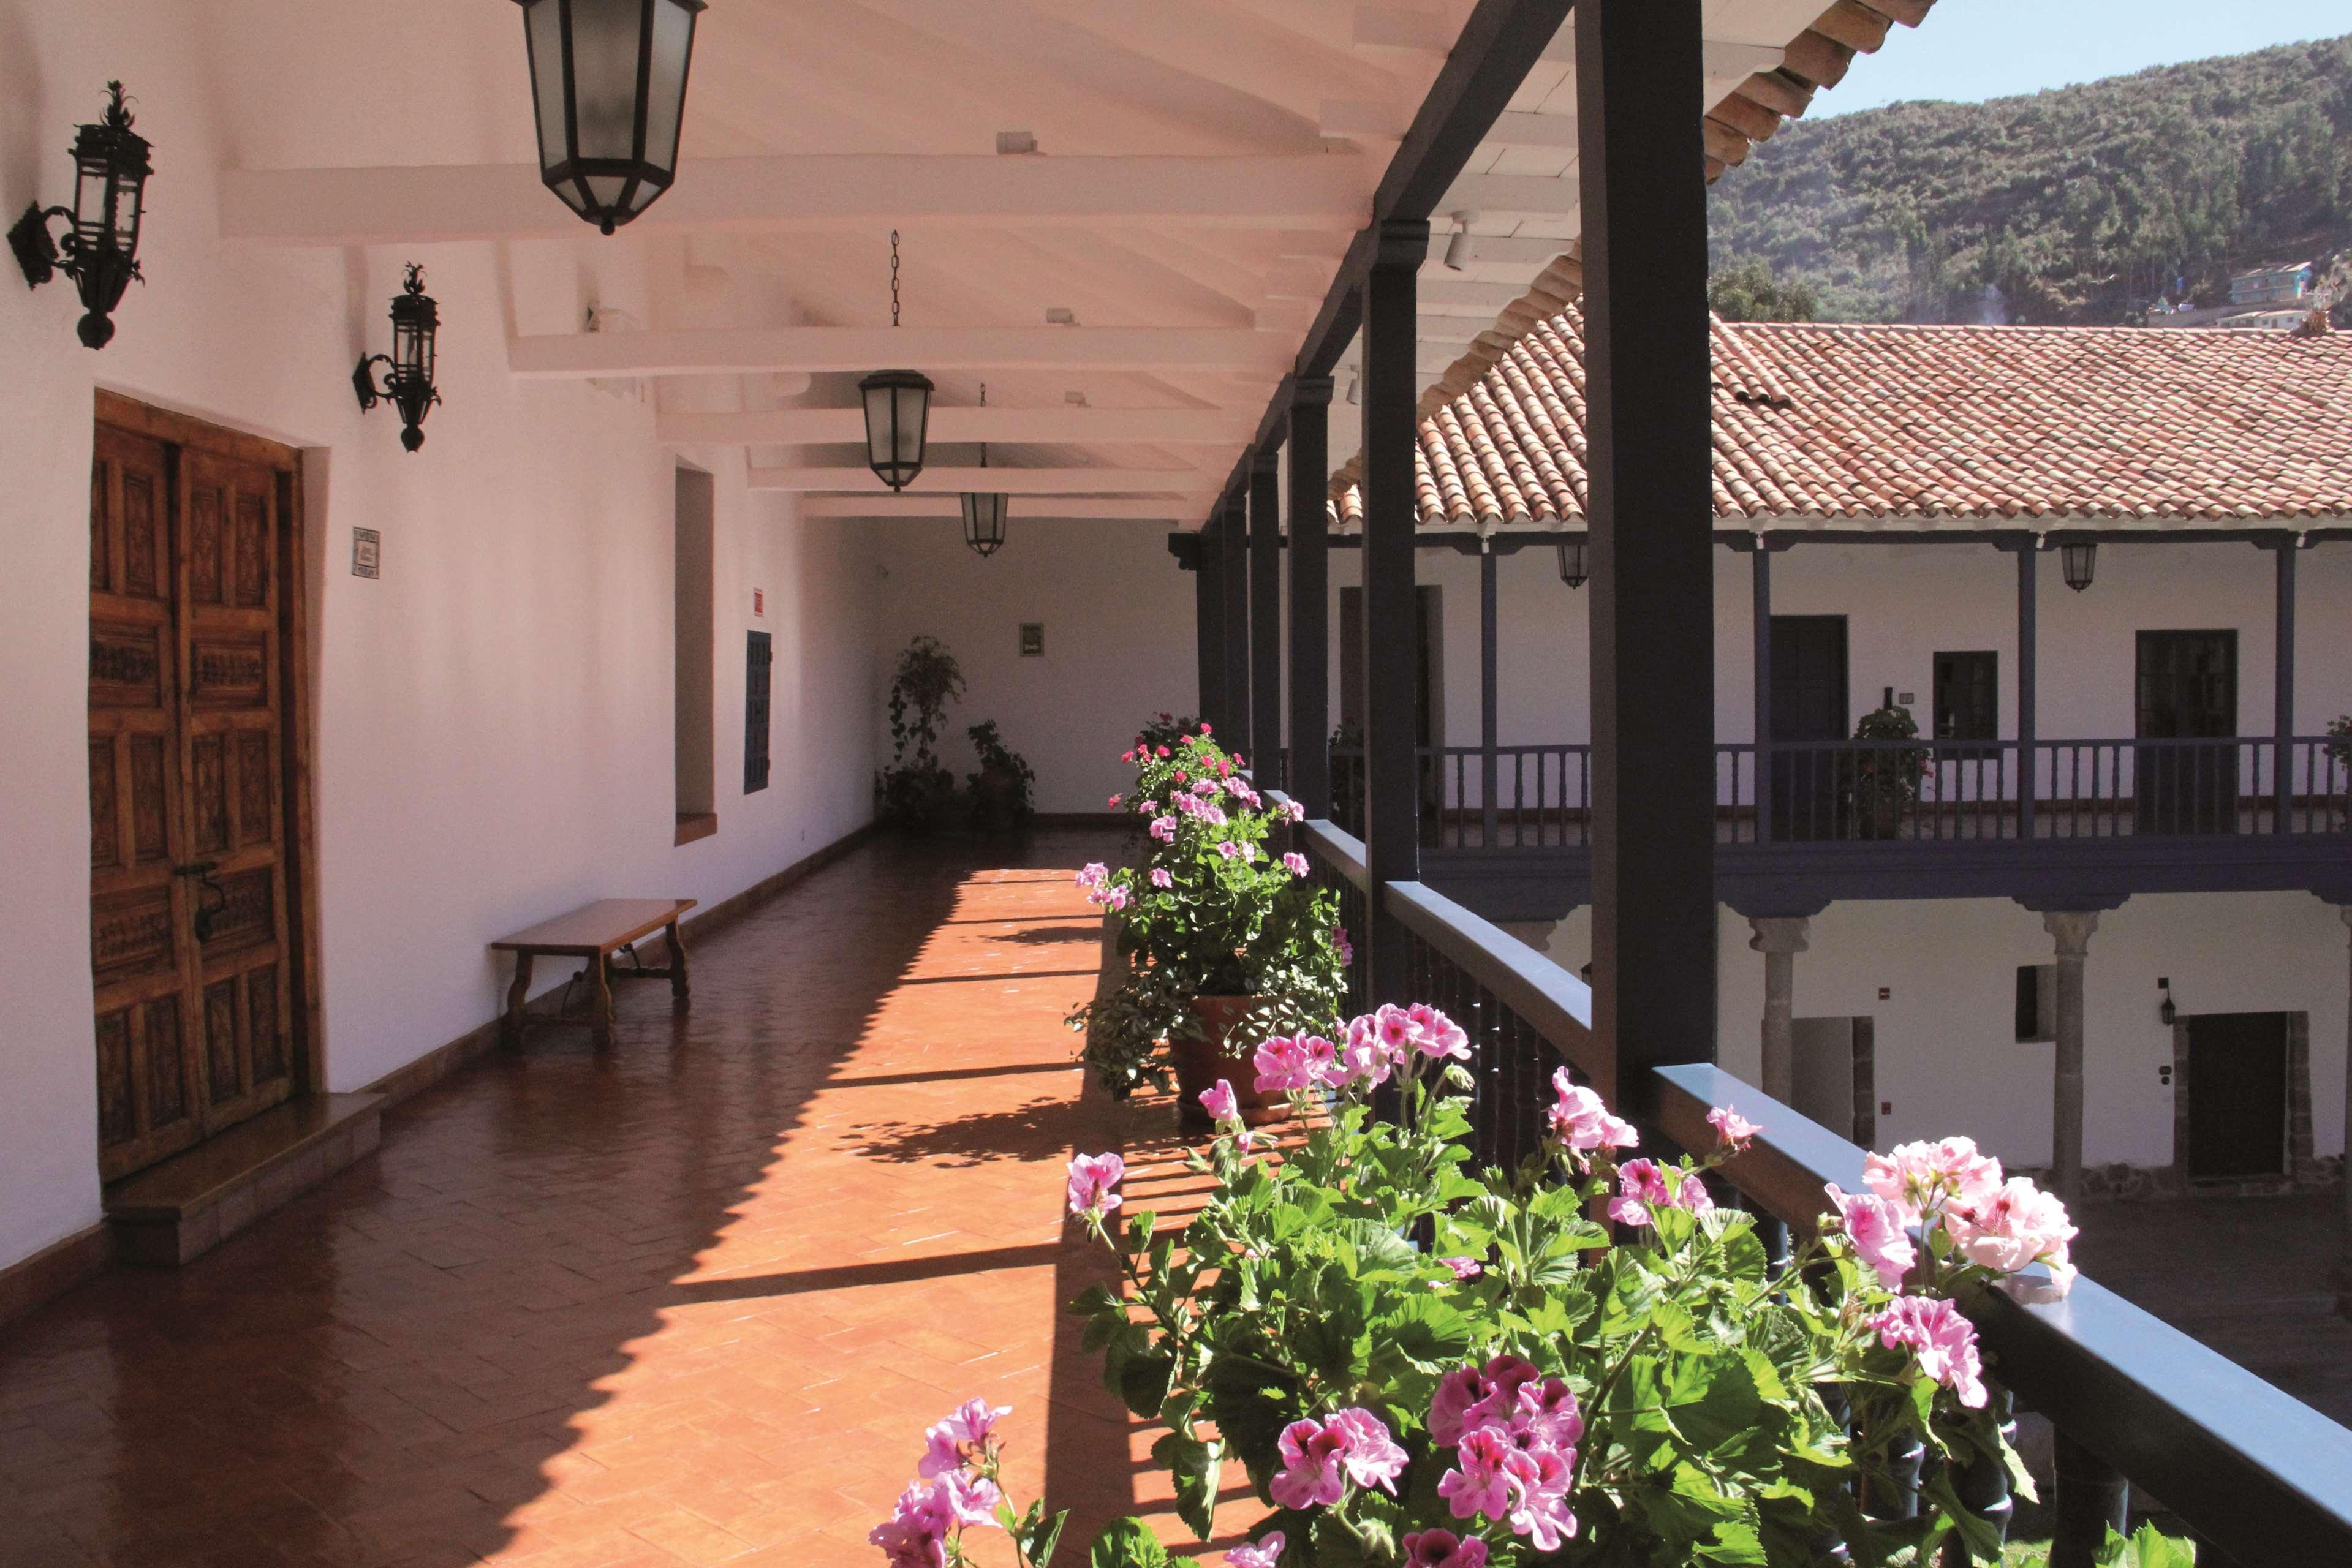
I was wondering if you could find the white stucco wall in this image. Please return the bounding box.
[0,3,878,1272]
[866,517,1200,815]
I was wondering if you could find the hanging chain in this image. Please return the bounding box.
[889,228,901,328]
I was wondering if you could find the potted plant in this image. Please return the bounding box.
[875,635,966,832]
[1063,1008,2092,1567]
[966,719,1037,834]
[1844,702,1931,840]
[1067,725,1345,1118]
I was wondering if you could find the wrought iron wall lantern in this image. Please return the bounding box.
[2060,540,2097,592]
[1557,537,1588,589]
[354,264,442,452]
[513,0,705,234]
[860,230,932,490]
[9,81,153,350]
[961,383,1008,557]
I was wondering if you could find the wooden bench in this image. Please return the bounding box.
[490,897,696,1050]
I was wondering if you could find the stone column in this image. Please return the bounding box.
[2339,906,2351,1319]
[2044,910,2101,1205]
[1749,917,1810,1107]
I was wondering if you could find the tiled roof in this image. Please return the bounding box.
[1333,306,2352,529]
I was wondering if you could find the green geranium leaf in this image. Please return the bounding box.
[1089,1517,1170,1568]
[1151,1431,1223,1542]
[1119,1352,1174,1418]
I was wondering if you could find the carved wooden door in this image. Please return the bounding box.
[88,415,299,1182]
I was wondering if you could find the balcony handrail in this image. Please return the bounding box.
[1288,817,2352,1566]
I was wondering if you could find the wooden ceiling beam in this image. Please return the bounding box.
[508,326,1299,379]
[219,154,1375,246]
[749,466,1203,494]
[659,407,1261,446]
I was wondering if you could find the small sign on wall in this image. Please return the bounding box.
[751,587,765,617]
[350,527,381,579]
[1019,622,1044,657]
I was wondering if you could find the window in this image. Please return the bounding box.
[1932,650,1998,756]
[674,467,716,843]
[2014,963,2056,1043]
[744,631,772,794]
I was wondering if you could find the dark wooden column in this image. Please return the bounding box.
[1220,492,1252,748]
[1752,541,1772,844]
[2275,540,2297,834]
[1363,217,1430,1003]
[1481,547,1500,848]
[1288,377,1335,818]
[2017,543,2038,841]
[1578,0,1715,1106]
[1250,450,1284,784]
[1196,521,1225,734]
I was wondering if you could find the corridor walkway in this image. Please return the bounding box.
[0,831,1241,1567]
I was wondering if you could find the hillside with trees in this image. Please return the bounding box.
[1706,33,2352,325]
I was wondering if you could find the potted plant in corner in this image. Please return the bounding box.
[875,635,967,832]
[1067,725,1345,1121]
[966,719,1037,834]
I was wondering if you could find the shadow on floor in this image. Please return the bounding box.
[0,830,1132,1568]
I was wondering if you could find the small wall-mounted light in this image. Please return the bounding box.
[2158,976,2177,1027]
[1557,537,1588,589]
[353,264,442,453]
[2060,540,2097,592]
[9,81,153,350]
[1443,210,1477,271]
[1344,371,1361,405]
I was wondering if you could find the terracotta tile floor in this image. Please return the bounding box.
[0,832,1263,1567]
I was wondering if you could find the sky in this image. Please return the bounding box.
[1807,0,2352,117]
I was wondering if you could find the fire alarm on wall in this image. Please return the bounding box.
[751,587,765,617]
[1877,986,1891,1000]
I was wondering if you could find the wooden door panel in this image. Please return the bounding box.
[89,424,206,1182]
[181,448,296,1130]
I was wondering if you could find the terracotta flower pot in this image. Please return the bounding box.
[1173,995,1291,1126]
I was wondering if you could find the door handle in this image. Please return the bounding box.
[172,861,227,941]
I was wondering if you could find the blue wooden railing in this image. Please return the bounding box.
[1285,804,2352,1567]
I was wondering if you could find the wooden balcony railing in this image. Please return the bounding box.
[1286,805,2352,1567]
[1328,737,2352,849]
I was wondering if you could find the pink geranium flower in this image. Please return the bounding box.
[1149,867,1173,889]
[1440,1255,1484,1282]
[1402,1529,1489,1568]
[1227,1533,1287,1568]
[1241,1030,1317,1090]
[917,1398,1012,1477]
[1943,1175,2078,1297]
[1872,1295,1989,1408]
[1337,1014,1394,1089]
[868,1480,955,1568]
[1707,1104,1763,1150]
[1864,1136,2004,1223]
[1065,1152,1125,1219]
[1333,927,1353,965]
[1325,1407,1407,1493]
[1216,840,1243,860]
[1149,815,1178,842]
[1547,1070,1637,1163]
[1282,851,1309,876]
[1270,1417,1348,1509]
[1101,886,1129,913]
[1075,862,1108,890]
[1503,1446,1577,1551]
[1198,1079,1238,1124]
[932,1471,1002,1527]
[1408,1004,1470,1061]
[1608,1159,1671,1226]
[1108,794,1123,809]
[1506,1376,1584,1451]
[1437,1427,1519,1518]
[1825,1183,1918,1291]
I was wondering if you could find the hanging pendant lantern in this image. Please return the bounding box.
[513,0,705,235]
[9,81,153,350]
[2060,540,2097,592]
[860,230,933,490]
[353,264,443,453]
[962,383,1008,557]
[1556,536,1588,589]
